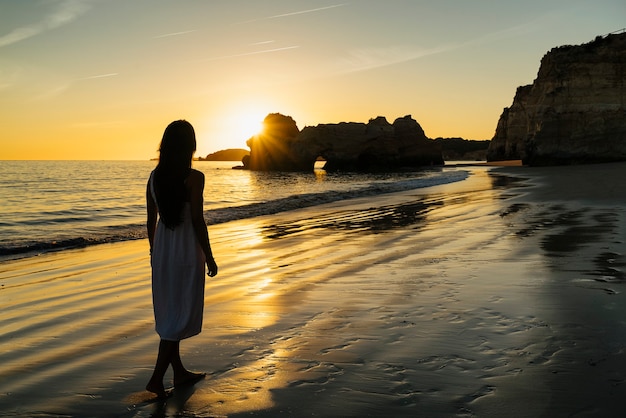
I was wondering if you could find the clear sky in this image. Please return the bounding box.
[1,0,624,160]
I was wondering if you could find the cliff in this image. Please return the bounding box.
[487,32,626,165]
[243,114,443,172]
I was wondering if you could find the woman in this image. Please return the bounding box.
[145,120,218,398]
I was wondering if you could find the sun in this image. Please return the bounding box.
[197,97,288,155]
[236,109,266,140]
[209,102,271,150]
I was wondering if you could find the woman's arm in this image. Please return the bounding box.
[146,180,158,254]
[188,170,218,276]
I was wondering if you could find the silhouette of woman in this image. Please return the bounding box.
[145,120,218,398]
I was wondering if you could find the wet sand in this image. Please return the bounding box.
[1,163,625,417]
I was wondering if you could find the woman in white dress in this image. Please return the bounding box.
[145,120,218,398]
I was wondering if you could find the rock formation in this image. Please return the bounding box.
[244,113,302,171]
[243,114,443,172]
[487,32,626,165]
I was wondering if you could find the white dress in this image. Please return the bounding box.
[149,171,206,341]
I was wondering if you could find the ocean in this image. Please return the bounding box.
[0,160,469,260]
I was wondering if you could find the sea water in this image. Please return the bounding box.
[0,160,468,259]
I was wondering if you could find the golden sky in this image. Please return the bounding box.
[1,0,624,160]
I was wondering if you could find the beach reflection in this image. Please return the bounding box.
[314,163,327,182]
[259,168,525,239]
[206,237,281,334]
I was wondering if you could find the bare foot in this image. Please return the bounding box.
[145,380,168,399]
[174,370,206,387]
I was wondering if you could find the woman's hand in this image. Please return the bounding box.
[207,257,218,277]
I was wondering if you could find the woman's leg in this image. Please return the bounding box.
[172,341,206,387]
[146,339,205,395]
[146,339,176,397]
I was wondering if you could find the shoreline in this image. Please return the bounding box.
[0,162,469,263]
[1,163,625,417]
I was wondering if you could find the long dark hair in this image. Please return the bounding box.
[153,120,196,229]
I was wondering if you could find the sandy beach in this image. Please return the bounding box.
[1,163,625,417]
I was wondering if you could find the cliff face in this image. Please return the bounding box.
[487,32,626,165]
[244,114,443,172]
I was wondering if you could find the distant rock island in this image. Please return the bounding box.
[487,31,626,165]
[198,148,249,161]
